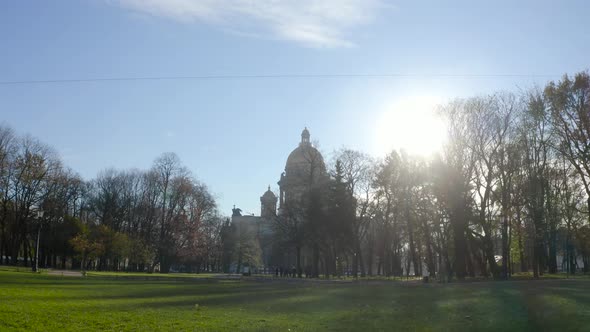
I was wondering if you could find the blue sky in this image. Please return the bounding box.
[1,0,588,215]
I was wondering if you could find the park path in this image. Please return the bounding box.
[47,270,83,277]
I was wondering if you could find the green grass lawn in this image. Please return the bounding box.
[1,270,589,331]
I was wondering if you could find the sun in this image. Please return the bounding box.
[374,95,447,157]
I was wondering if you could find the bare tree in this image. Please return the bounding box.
[520,90,553,278]
[332,148,375,277]
[152,152,186,272]
[546,72,590,223]
[0,125,17,264]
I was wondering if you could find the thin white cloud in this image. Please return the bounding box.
[110,0,386,47]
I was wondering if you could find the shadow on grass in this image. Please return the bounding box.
[518,281,590,331]
[5,271,590,331]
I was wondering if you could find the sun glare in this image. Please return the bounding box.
[374,96,447,157]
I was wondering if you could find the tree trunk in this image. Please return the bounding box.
[451,193,468,280]
[357,243,366,277]
[296,246,302,278]
[236,251,242,274]
[312,244,320,278]
[518,211,526,273]
[352,250,358,278]
[423,220,436,277]
[547,193,558,274]
[532,233,540,279]
[508,220,512,277]
[466,242,476,278]
[548,225,557,274]
[501,206,509,279]
[367,245,373,276]
[484,234,500,279]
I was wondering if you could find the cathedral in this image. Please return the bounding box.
[230,128,329,273]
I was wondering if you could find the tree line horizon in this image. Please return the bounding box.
[1,70,589,279]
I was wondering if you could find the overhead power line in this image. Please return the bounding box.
[0,73,561,85]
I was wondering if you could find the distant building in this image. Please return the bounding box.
[230,128,328,273]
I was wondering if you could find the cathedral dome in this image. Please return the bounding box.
[284,128,326,179]
[261,186,277,201]
[285,145,326,175]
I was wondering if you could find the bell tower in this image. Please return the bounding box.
[260,186,277,218]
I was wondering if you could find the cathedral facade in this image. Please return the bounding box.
[230,128,329,273]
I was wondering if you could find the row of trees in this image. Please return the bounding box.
[0,126,223,273]
[275,71,590,280]
[2,71,588,279]
[72,154,224,273]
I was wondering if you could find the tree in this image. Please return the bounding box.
[332,148,375,277]
[0,125,16,265]
[372,151,403,276]
[521,90,553,278]
[577,225,590,273]
[325,159,356,277]
[151,153,188,273]
[438,99,478,280]
[232,220,262,274]
[546,72,590,223]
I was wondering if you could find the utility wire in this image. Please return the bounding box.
[0,73,561,85]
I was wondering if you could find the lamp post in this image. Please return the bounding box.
[32,209,44,273]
